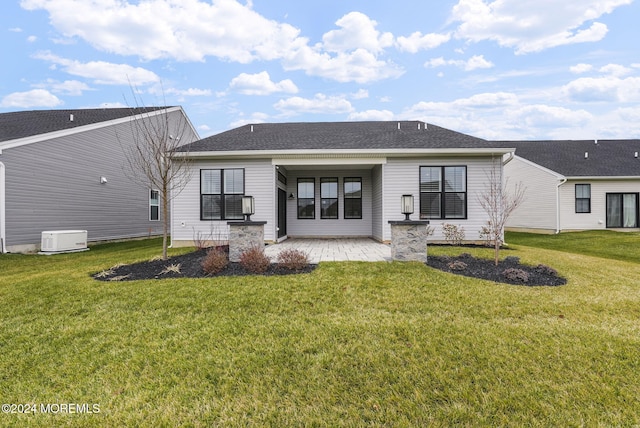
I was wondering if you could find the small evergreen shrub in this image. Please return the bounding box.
[502,268,529,283]
[240,245,271,274]
[442,223,465,246]
[448,260,468,271]
[276,249,310,271]
[202,248,229,275]
[535,264,558,277]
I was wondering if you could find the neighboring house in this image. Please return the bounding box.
[171,121,515,246]
[502,140,640,233]
[0,107,199,252]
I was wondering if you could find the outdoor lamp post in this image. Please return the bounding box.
[401,194,414,221]
[242,196,255,221]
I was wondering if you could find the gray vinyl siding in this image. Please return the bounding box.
[382,157,496,242]
[504,156,561,232]
[171,159,276,244]
[559,179,640,231]
[286,169,373,238]
[2,110,195,250]
[371,164,383,241]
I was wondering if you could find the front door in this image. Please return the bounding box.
[278,188,287,238]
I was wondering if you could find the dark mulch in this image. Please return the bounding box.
[427,253,567,286]
[93,248,316,281]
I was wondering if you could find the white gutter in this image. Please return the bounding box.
[0,160,6,253]
[555,178,567,234]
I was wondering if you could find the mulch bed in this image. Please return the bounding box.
[426,253,567,286]
[92,248,316,281]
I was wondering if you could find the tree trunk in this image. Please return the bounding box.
[162,186,169,260]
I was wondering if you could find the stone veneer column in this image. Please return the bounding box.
[227,221,267,262]
[388,220,430,262]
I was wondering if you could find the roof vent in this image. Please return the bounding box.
[584,151,589,159]
[635,152,638,158]
[397,122,401,130]
[69,114,74,122]
[594,139,598,145]
[417,122,420,130]
[250,125,254,133]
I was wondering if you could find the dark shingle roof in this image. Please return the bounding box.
[0,107,169,143]
[497,140,640,177]
[180,121,498,152]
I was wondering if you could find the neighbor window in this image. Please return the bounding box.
[149,190,159,221]
[419,166,467,219]
[320,178,338,219]
[200,169,244,220]
[606,193,638,228]
[575,184,591,213]
[344,178,362,219]
[297,178,315,219]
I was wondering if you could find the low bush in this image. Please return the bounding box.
[442,223,465,246]
[202,247,228,275]
[535,264,558,277]
[276,249,310,271]
[448,260,468,271]
[240,246,271,274]
[502,268,529,283]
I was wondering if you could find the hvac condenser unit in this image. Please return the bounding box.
[40,230,89,254]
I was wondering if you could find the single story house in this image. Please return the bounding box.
[170,121,515,246]
[0,106,198,252]
[501,139,640,233]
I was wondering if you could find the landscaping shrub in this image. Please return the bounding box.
[276,249,310,271]
[448,260,468,271]
[502,268,529,283]
[442,223,465,246]
[240,245,271,274]
[202,247,229,275]
[535,264,558,277]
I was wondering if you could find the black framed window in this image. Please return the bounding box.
[606,193,638,228]
[200,169,244,220]
[297,178,315,219]
[320,178,338,219]
[419,166,466,219]
[149,190,160,221]
[344,177,362,219]
[575,184,591,213]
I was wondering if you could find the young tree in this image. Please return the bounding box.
[477,157,526,265]
[121,99,194,260]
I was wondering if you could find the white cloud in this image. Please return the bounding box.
[229,112,270,128]
[274,93,354,116]
[27,35,37,42]
[229,71,298,95]
[563,76,640,102]
[34,79,91,96]
[570,63,593,74]
[348,109,394,121]
[425,55,494,71]
[322,12,393,54]
[1,89,63,108]
[508,104,592,128]
[451,0,631,54]
[599,63,632,77]
[396,31,451,53]
[351,89,369,100]
[165,88,213,97]
[32,51,159,85]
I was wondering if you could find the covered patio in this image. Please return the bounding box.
[264,238,391,263]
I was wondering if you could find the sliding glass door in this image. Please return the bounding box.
[606,193,638,228]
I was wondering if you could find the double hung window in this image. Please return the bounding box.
[419,166,467,219]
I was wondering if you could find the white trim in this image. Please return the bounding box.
[0,106,195,151]
[272,157,387,166]
[0,160,5,253]
[183,147,515,159]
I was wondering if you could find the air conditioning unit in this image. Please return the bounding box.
[40,230,89,254]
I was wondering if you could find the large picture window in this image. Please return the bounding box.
[606,193,638,228]
[575,184,591,213]
[320,178,338,219]
[344,178,362,219]
[200,169,244,220]
[419,166,467,219]
[297,178,315,219]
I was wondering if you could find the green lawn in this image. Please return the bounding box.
[0,234,639,426]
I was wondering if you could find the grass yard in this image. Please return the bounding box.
[0,233,639,426]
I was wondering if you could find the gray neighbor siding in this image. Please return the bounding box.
[2,110,195,251]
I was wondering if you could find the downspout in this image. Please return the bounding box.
[0,159,6,253]
[556,178,567,234]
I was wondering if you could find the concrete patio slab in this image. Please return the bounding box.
[264,238,391,263]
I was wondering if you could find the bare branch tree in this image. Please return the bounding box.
[477,157,526,266]
[120,88,194,260]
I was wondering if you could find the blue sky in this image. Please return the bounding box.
[2,0,639,140]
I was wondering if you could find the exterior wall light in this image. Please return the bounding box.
[242,195,255,221]
[401,194,414,221]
